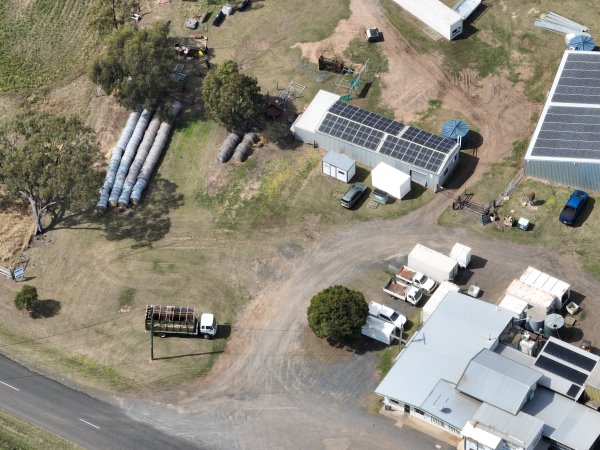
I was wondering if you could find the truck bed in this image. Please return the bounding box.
[397,266,415,281]
[383,278,408,297]
[559,206,577,224]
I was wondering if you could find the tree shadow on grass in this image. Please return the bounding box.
[101,177,184,248]
[57,176,184,248]
[30,299,61,319]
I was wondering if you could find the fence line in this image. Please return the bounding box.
[0,267,13,279]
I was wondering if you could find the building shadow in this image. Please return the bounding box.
[336,335,390,354]
[30,299,61,319]
[465,131,484,150]
[443,152,479,190]
[453,3,488,40]
[469,255,487,270]
[402,182,428,201]
[561,327,584,344]
[569,290,586,309]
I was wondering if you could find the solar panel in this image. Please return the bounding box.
[566,383,581,398]
[542,341,597,371]
[534,355,588,385]
[323,100,453,172]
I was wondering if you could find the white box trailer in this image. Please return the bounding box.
[498,294,529,319]
[362,316,399,345]
[371,162,411,199]
[421,281,460,323]
[519,266,570,309]
[408,244,459,283]
[392,0,463,40]
[506,279,559,314]
[449,243,472,268]
[322,151,356,183]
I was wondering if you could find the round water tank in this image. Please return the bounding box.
[568,34,596,51]
[543,313,565,338]
[527,307,546,334]
[441,119,469,149]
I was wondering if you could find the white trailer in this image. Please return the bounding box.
[506,279,559,314]
[371,162,411,199]
[421,281,460,323]
[362,316,399,345]
[449,243,471,269]
[408,244,459,283]
[519,266,570,309]
[392,0,463,40]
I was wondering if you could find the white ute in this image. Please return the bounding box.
[396,265,437,294]
[368,301,407,329]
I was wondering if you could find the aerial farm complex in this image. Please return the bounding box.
[2,0,600,449]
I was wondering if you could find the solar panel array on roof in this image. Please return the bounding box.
[535,355,588,385]
[551,53,600,105]
[318,113,384,150]
[531,106,600,159]
[544,340,596,371]
[320,100,457,174]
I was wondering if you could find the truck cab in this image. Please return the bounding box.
[199,313,218,339]
[411,272,437,294]
[559,190,588,226]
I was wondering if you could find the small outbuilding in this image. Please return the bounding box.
[371,162,411,199]
[322,151,356,183]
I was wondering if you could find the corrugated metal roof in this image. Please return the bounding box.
[522,386,600,450]
[291,90,339,134]
[587,363,600,390]
[420,379,480,430]
[375,292,513,412]
[457,349,541,414]
[471,403,544,447]
[494,343,537,367]
[322,151,355,171]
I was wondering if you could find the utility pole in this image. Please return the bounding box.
[150,311,154,361]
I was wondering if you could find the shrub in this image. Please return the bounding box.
[14,285,39,312]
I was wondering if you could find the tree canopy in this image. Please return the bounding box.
[202,60,264,131]
[0,112,101,234]
[90,22,172,110]
[14,285,38,312]
[88,0,140,36]
[307,286,368,343]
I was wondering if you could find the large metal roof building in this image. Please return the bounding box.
[525,50,600,191]
[291,90,461,189]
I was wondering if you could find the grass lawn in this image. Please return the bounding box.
[0,409,81,450]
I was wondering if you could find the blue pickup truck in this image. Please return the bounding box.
[559,190,588,226]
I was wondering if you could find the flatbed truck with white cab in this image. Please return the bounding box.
[395,265,437,294]
[383,277,423,305]
[145,305,218,339]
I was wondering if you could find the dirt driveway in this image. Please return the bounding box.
[119,193,599,449]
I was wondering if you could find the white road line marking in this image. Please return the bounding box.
[0,381,19,391]
[79,418,100,429]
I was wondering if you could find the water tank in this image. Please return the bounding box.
[568,34,596,51]
[441,119,469,149]
[543,314,565,338]
[527,307,546,334]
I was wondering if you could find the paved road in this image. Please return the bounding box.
[0,354,199,450]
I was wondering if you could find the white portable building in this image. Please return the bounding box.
[371,162,411,199]
[449,243,472,268]
[498,294,529,320]
[421,281,460,323]
[392,0,463,40]
[322,151,356,183]
[408,244,459,283]
[362,316,398,345]
[506,279,558,314]
[519,266,570,310]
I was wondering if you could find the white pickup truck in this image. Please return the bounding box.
[396,265,437,294]
[368,301,407,328]
[383,277,423,305]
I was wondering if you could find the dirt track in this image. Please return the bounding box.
[120,193,599,449]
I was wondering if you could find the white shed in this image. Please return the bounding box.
[392,0,463,40]
[362,316,398,345]
[322,151,356,183]
[498,294,529,320]
[449,243,472,269]
[371,162,411,199]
